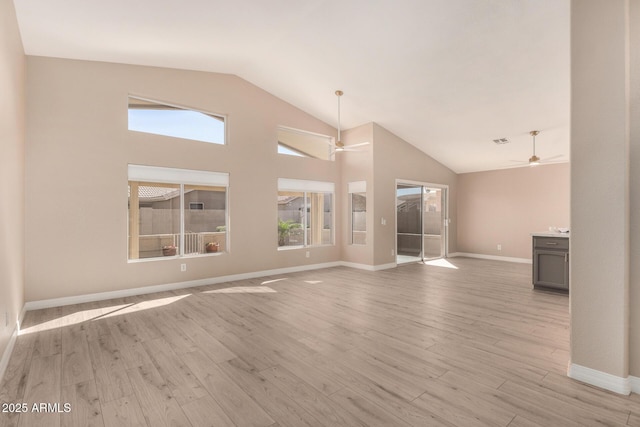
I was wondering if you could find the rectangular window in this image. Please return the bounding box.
[189,202,204,210]
[128,165,228,260]
[128,97,225,145]
[348,181,367,245]
[277,178,334,248]
[277,126,333,161]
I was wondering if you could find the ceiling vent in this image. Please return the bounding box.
[493,138,509,144]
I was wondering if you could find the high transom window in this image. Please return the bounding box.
[277,126,333,160]
[128,97,225,145]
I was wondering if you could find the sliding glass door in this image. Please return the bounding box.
[423,187,445,259]
[396,182,447,264]
[396,185,423,263]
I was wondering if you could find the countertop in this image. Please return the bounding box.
[531,231,570,238]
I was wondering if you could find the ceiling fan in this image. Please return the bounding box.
[329,90,369,153]
[512,130,562,166]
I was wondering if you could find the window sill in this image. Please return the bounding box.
[277,244,334,251]
[128,252,226,263]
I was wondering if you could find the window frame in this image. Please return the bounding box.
[277,126,334,161]
[128,164,229,262]
[348,181,367,245]
[277,178,335,249]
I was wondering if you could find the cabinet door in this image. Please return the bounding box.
[533,249,569,290]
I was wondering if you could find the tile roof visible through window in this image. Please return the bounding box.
[128,185,181,202]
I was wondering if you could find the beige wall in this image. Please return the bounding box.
[457,163,570,260]
[25,57,340,302]
[372,123,458,265]
[570,0,637,380]
[0,0,26,362]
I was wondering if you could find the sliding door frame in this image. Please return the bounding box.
[395,179,450,264]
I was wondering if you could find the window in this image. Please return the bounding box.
[128,165,228,260]
[348,181,367,245]
[128,97,225,145]
[277,178,334,248]
[277,126,333,160]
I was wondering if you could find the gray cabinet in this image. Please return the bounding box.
[532,236,569,292]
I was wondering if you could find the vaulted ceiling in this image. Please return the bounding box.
[13,0,570,173]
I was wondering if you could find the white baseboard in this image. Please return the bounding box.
[372,262,397,271]
[449,252,531,264]
[568,363,631,395]
[341,262,376,271]
[25,261,408,311]
[0,307,26,386]
[630,376,640,394]
[25,261,342,311]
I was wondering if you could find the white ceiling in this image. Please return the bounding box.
[13,0,570,173]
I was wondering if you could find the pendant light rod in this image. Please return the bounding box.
[336,90,343,144]
[529,130,540,166]
[530,130,539,156]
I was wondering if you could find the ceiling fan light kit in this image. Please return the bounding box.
[506,130,562,167]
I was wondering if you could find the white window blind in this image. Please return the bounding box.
[128,164,229,186]
[278,178,334,193]
[348,181,366,193]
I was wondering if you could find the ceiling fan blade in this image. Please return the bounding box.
[344,142,370,148]
[541,154,564,162]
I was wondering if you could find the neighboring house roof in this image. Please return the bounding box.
[139,186,180,201]
[129,186,195,202]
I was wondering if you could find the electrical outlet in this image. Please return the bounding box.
[497,244,502,251]
[306,251,310,258]
[391,249,395,256]
[180,263,187,272]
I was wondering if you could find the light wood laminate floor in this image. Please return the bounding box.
[2,257,640,426]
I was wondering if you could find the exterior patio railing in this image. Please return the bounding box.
[134,231,226,258]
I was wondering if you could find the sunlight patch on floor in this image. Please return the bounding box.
[19,294,191,335]
[20,305,129,335]
[424,258,459,269]
[100,294,191,318]
[304,280,323,285]
[261,278,288,285]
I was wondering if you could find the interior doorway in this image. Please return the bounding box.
[396,181,447,264]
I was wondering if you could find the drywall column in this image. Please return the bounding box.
[569,0,631,393]
[628,0,640,378]
[0,0,26,382]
